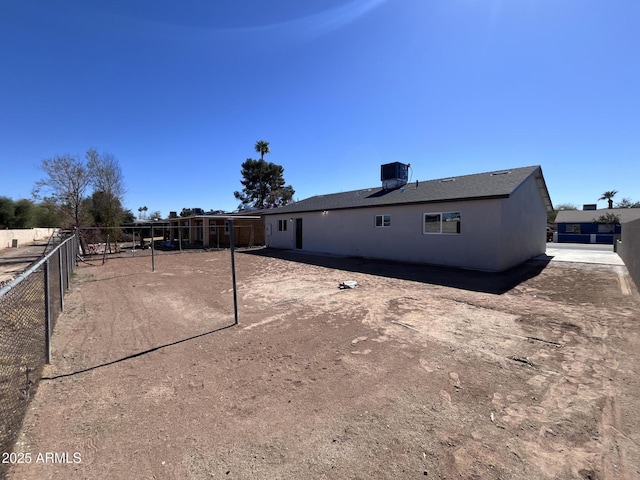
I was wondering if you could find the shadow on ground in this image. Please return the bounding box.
[240,248,552,295]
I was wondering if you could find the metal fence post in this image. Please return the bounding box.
[151,225,155,272]
[58,249,64,312]
[102,234,109,265]
[44,259,51,364]
[229,219,238,325]
[73,228,78,266]
[63,239,69,289]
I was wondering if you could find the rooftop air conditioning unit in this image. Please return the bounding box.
[381,162,409,189]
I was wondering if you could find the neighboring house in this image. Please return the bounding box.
[166,212,265,248]
[555,208,640,244]
[263,164,553,272]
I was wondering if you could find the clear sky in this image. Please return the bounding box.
[1,0,639,217]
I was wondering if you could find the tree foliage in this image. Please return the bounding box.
[33,154,93,228]
[86,149,126,228]
[615,197,640,208]
[599,190,617,209]
[548,203,577,223]
[33,149,126,229]
[234,142,295,209]
[594,213,621,233]
[0,196,63,228]
[148,210,163,221]
[85,191,125,226]
[254,140,270,160]
[137,206,149,220]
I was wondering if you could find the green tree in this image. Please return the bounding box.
[615,197,640,208]
[86,149,126,229]
[255,140,270,160]
[0,197,62,228]
[594,212,620,233]
[599,190,617,209]
[33,199,63,227]
[0,196,15,228]
[86,191,125,226]
[121,209,136,224]
[13,199,35,228]
[234,142,295,209]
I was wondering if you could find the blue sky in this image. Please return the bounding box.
[1,0,639,217]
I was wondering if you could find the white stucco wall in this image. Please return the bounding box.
[0,228,58,250]
[495,174,548,270]
[264,174,547,272]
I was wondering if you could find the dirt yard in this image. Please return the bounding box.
[6,248,640,479]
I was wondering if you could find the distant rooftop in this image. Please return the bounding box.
[555,208,640,224]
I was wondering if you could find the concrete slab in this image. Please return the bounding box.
[543,244,625,265]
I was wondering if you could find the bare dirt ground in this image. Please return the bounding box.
[0,243,48,286]
[6,248,640,479]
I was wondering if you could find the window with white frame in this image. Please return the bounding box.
[375,214,391,227]
[423,212,461,234]
[278,219,288,231]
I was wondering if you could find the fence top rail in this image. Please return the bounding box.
[0,234,76,297]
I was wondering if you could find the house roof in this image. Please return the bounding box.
[166,214,261,223]
[555,208,640,224]
[264,165,552,215]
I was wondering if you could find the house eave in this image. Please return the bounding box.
[262,194,510,215]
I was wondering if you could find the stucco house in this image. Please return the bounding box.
[555,208,640,244]
[263,164,552,272]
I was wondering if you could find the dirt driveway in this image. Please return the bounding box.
[7,248,640,479]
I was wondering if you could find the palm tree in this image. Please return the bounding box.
[599,190,617,209]
[254,140,270,160]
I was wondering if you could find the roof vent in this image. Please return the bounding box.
[440,178,455,183]
[381,162,409,189]
[490,170,511,176]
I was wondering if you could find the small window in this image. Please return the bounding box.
[597,223,614,234]
[424,212,461,234]
[565,224,581,234]
[278,219,287,231]
[375,215,391,227]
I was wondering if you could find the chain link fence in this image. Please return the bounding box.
[77,222,263,263]
[0,233,78,471]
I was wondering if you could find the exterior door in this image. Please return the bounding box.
[295,218,303,249]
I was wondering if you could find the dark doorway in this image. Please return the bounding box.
[295,218,303,249]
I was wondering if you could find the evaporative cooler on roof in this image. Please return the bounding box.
[381,162,409,189]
